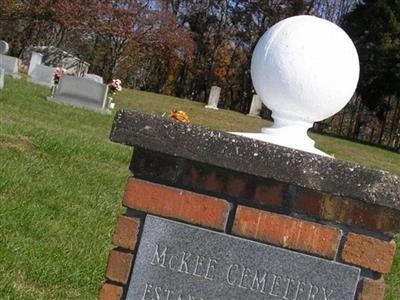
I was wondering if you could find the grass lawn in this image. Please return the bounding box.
[0,77,399,299]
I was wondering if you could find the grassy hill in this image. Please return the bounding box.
[0,77,399,299]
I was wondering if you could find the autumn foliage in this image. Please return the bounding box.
[0,0,194,82]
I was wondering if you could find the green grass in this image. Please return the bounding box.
[0,77,399,299]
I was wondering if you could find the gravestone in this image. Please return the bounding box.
[205,86,221,110]
[84,73,104,84]
[47,75,110,114]
[248,94,263,117]
[28,52,43,76]
[128,215,359,300]
[0,54,20,78]
[28,64,56,87]
[0,40,9,54]
[0,68,4,90]
[25,46,89,76]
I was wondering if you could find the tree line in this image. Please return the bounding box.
[1,0,399,151]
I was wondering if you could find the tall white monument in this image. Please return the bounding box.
[248,94,263,117]
[0,40,9,89]
[0,68,4,90]
[233,16,360,156]
[28,52,43,76]
[205,86,221,110]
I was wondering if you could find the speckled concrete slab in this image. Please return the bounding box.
[126,215,360,300]
[110,109,400,211]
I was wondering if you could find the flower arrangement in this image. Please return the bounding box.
[53,68,65,85]
[169,110,190,123]
[107,79,122,109]
[109,79,122,97]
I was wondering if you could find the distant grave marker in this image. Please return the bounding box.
[48,75,110,114]
[0,54,20,79]
[0,40,9,54]
[205,86,221,110]
[248,94,263,117]
[29,64,56,87]
[0,41,9,89]
[28,52,43,76]
[0,68,4,90]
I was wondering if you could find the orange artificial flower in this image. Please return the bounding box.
[170,110,189,123]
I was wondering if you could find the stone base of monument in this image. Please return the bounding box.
[204,105,218,110]
[99,110,399,300]
[246,113,261,118]
[47,95,112,115]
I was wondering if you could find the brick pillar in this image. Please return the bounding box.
[100,110,400,300]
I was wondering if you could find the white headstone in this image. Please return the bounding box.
[47,75,110,114]
[248,94,263,117]
[28,52,43,76]
[84,73,103,84]
[0,54,19,78]
[0,68,4,90]
[205,86,221,110]
[0,40,9,54]
[233,16,360,157]
[28,64,56,87]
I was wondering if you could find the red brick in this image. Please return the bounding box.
[99,283,123,300]
[112,215,140,250]
[295,189,323,216]
[253,182,284,208]
[295,189,400,235]
[232,206,341,258]
[106,250,133,284]
[342,233,396,274]
[123,178,231,230]
[358,278,386,300]
[182,165,224,193]
[226,176,247,197]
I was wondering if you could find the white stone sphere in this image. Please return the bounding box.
[251,15,359,124]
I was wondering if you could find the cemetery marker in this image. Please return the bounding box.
[48,75,110,114]
[248,94,263,117]
[205,86,221,110]
[0,68,4,90]
[128,215,359,300]
[99,15,399,300]
[0,40,9,54]
[28,52,43,76]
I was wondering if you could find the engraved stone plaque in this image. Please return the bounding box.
[127,215,360,300]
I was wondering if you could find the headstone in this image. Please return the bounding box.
[47,75,110,114]
[0,40,9,54]
[25,46,89,76]
[127,215,360,300]
[28,52,43,76]
[0,54,19,78]
[0,68,4,90]
[84,73,103,84]
[248,94,263,117]
[233,16,360,156]
[28,64,56,87]
[205,86,221,110]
